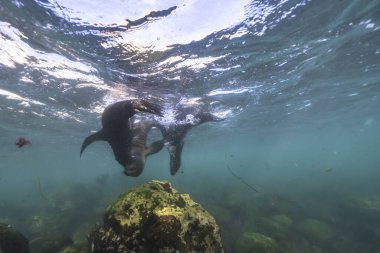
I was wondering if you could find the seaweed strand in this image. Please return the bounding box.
[225,153,261,193]
[227,165,259,193]
[37,176,50,202]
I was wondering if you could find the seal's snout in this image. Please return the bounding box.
[123,166,143,177]
[123,160,144,177]
[135,100,163,117]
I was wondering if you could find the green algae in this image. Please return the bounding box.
[235,232,278,253]
[297,219,334,242]
[254,214,293,239]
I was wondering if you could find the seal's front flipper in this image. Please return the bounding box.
[80,129,106,156]
[132,100,163,117]
[145,140,164,156]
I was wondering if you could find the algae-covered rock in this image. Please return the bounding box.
[0,223,29,253]
[89,180,224,253]
[255,214,293,239]
[271,214,293,227]
[235,232,278,253]
[296,219,334,242]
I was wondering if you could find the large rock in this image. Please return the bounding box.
[0,224,29,253]
[89,180,224,253]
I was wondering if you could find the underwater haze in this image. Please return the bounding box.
[1,0,380,252]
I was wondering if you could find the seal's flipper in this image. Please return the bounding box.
[198,112,224,124]
[145,140,164,156]
[101,99,162,130]
[165,134,185,176]
[132,100,163,117]
[167,140,184,175]
[80,129,106,156]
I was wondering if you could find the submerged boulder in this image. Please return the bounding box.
[254,214,293,239]
[296,219,334,242]
[89,180,224,253]
[0,223,29,253]
[234,232,278,253]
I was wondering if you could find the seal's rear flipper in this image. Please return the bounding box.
[80,130,106,156]
[145,140,164,156]
[168,142,184,175]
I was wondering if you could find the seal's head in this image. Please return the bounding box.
[123,156,144,177]
[123,140,164,177]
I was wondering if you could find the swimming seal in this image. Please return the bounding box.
[115,105,223,176]
[125,116,164,176]
[160,108,223,175]
[80,99,162,176]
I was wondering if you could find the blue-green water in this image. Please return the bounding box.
[0,0,380,252]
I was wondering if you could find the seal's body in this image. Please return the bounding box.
[126,116,164,176]
[80,99,162,176]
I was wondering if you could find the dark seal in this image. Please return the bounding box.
[159,107,223,175]
[125,116,164,176]
[127,104,223,176]
[80,99,162,176]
